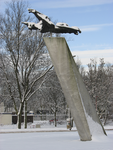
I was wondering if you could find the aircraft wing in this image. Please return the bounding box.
[28,8,55,28]
[22,21,43,31]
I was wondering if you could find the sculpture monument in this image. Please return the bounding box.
[23,9,106,141]
[22,8,81,35]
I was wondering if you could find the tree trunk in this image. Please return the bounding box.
[24,100,27,129]
[17,102,23,129]
[54,110,57,127]
[41,106,42,120]
[17,111,22,129]
[104,110,108,125]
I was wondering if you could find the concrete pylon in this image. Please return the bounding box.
[44,37,106,141]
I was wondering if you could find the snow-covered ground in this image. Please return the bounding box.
[0,120,113,150]
[0,131,113,150]
[0,120,76,132]
[0,120,113,132]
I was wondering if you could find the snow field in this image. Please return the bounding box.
[0,120,113,150]
[0,131,113,150]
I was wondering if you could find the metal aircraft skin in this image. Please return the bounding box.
[22,9,81,35]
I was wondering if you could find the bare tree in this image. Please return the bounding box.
[0,0,52,129]
[25,69,67,125]
[83,58,113,125]
[40,70,67,127]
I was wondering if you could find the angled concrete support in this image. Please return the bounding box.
[44,37,106,141]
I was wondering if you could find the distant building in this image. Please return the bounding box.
[0,102,33,125]
[0,102,4,113]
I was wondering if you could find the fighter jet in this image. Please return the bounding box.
[22,9,81,35]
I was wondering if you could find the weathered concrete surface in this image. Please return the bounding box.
[44,37,106,141]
